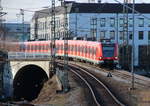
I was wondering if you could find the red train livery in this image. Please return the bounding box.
[14,40,118,66]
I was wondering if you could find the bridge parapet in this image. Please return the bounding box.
[8,52,51,60]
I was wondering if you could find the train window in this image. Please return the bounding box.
[61,45,64,50]
[89,48,91,54]
[90,48,92,54]
[75,45,76,52]
[32,45,35,50]
[75,45,77,52]
[72,45,74,51]
[43,45,45,50]
[72,45,73,51]
[79,46,81,52]
[102,44,115,57]
[78,46,80,52]
[20,44,25,51]
[41,45,44,50]
[26,45,28,50]
[42,45,44,50]
[46,44,48,50]
[93,48,96,55]
[83,46,85,53]
[81,46,84,53]
[44,45,46,50]
[85,47,87,54]
[35,45,37,50]
[30,45,33,51]
[55,44,57,50]
[92,48,95,55]
[86,47,88,54]
[57,44,60,50]
[38,44,41,50]
[48,44,50,49]
[59,44,61,50]
[88,47,90,54]
[32,45,34,51]
[68,45,70,51]
[27,45,30,51]
[71,45,73,51]
[57,44,59,50]
[84,47,86,53]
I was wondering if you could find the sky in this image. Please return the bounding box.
[2,0,150,23]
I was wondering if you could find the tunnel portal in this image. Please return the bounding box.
[13,65,48,101]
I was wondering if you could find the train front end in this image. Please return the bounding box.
[100,43,118,67]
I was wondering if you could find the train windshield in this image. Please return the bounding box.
[102,45,115,57]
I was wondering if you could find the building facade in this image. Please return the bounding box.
[31,2,150,67]
[5,23,30,42]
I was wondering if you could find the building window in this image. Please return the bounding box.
[139,31,144,40]
[55,17,60,29]
[148,31,150,40]
[45,21,47,29]
[129,31,133,40]
[138,18,144,27]
[119,31,123,40]
[148,19,150,27]
[38,22,41,30]
[129,18,133,27]
[43,22,45,30]
[90,18,97,25]
[90,29,97,39]
[100,18,106,27]
[110,31,115,40]
[119,18,123,27]
[110,18,115,27]
[48,21,51,28]
[100,31,105,39]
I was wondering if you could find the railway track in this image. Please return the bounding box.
[58,62,125,106]
[69,61,150,88]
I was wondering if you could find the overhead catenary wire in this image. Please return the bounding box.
[113,0,150,20]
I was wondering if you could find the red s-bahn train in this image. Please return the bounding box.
[9,40,118,67]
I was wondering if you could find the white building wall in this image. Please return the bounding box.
[31,14,68,40]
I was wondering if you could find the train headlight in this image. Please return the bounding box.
[99,57,102,59]
[115,57,118,59]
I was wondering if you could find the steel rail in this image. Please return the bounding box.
[70,61,150,87]
[58,61,125,106]
[68,63,125,106]
[69,68,101,106]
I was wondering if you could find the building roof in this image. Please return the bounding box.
[70,3,150,13]
[32,2,150,19]
[32,3,73,19]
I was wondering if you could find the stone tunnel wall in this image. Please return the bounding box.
[2,60,50,98]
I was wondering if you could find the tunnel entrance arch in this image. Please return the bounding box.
[13,65,48,101]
